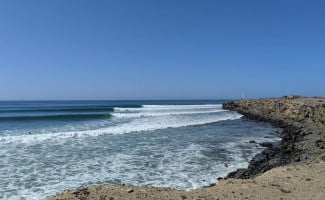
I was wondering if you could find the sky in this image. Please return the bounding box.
[0,0,324,100]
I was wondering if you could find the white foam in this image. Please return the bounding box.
[0,105,281,200]
[3,143,250,199]
[0,111,242,145]
[113,104,225,118]
[114,104,222,111]
[112,110,224,118]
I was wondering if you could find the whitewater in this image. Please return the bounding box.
[0,101,281,200]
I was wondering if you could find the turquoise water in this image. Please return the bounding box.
[0,100,280,200]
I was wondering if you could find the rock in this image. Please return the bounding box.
[223,97,325,179]
[294,157,301,162]
[259,142,273,148]
[279,188,291,193]
[203,183,216,188]
[315,139,325,149]
[127,189,134,193]
[249,140,257,144]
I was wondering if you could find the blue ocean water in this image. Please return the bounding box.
[0,100,281,200]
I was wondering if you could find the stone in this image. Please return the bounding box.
[259,142,273,148]
[315,139,325,149]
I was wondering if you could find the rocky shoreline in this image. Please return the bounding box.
[47,97,325,200]
[224,97,325,179]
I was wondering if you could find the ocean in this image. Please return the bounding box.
[0,100,281,200]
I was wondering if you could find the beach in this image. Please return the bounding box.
[2,1,324,199]
[1,101,277,199]
[47,97,325,200]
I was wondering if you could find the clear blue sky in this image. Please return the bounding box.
[0,0,324,100]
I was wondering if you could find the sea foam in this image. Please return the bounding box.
[0,105,242,144]
[0,103,280,200]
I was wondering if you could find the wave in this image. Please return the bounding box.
[0,111,242,144]
[113,104,224,118]
[112,110,225,118]
[0,105,143,113]
[0,107,114,113]
[143,104,222,108]
[0,113,113,121]
[113,105,143,108]
[114,104,221,111]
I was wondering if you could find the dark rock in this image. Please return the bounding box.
[127,189,134,193]
[73,188,90,197]
[203,183,216,188]
[279,188,291,193]
[315,139,325,149]
[259,142,273,148]
[249,140,257,144]
[294,157,301,162]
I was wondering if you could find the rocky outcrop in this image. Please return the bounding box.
[223,97,325,178]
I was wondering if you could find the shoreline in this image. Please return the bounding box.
[224,97,325,179]
[223,97,324,179]
[47,97,325,200]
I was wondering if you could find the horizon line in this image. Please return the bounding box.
[0,98,237,101]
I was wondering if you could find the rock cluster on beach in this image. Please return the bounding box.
[47,97,325,200]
